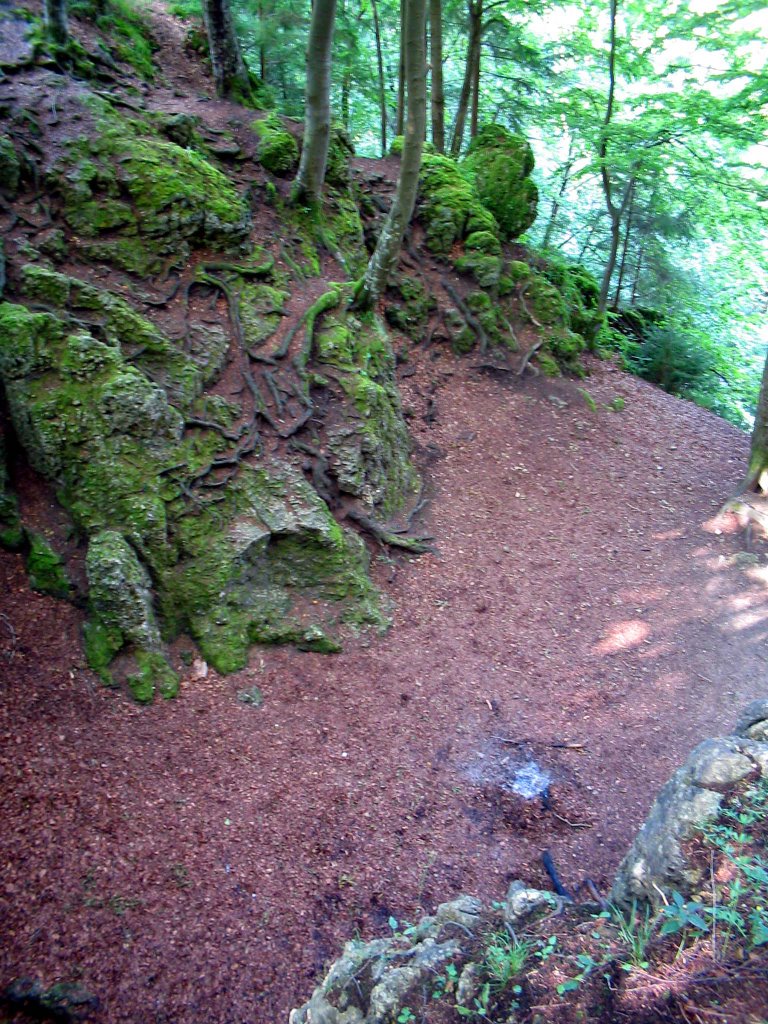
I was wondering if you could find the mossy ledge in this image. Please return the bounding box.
[0,265,394,693]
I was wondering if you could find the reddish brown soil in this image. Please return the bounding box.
[2,350,766,1022]
[2,4,768,1022]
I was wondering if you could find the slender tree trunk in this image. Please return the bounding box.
[469,37,480,139]
[449,0,481,157]
[747,352,768,492]
[354,0,427,308]
[201,0,252,102]
[541,138,574,250]
[371,0,387,155]
[613,180,635,307]
[44,0,69,45]
[630,235,646,304]
[429,0,444,152]
[293,0,338,206]
[395,2,406,137]
[597,0,633,312]
[257,0,266,81]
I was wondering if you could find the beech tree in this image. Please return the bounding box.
[292,0,338,206]
[429,0,445,152]
[354,0,427,308]
[201,0,252,102]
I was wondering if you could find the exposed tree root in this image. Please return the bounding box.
[346,507,434,554]
[441,277,490,352]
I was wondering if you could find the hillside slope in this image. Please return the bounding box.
[1,3,767,1022]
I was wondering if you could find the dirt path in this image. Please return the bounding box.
[2,349,765,1022]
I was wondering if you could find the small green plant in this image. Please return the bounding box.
[482,930,533,988]
[607,396,625,411]
[396,1009,415,1023]
[556,952,600,995]
[577,387,597,412]
[610,900,654,969]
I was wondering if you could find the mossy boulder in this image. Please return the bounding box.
[326,126,355,189]
[462,124,538,239]
[418,154,499,256]
[384,275,436,339]
[0,282,394,686]
[86,530,161,649]
[317,313,420,516]
[254,114,299,175]
[50,96,251,275]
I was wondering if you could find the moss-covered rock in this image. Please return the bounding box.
[0,434,23,550]
[418,154,499,255]
[0,137,20,197]
[25,530,72,598]
[49,96,251,274]
[389,136,436,157]
[254,114,299,175]
[326,126,355,189]
[127,650,180,703]
[462,124,538,240]
[86,530,161,649]
[318,313,420,516]
[384,275,436,339]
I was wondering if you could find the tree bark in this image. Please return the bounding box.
[395,1,406,137]
[541,137,574,250]
[371,0,388,155]
[429,0,444,152]
[292,0,337,206]
[613,179,635,307]
[201,0,252,102]
[44,0,69,45]
[449,0,482,158]
[597,0,634,312]
[354,0,427,308]
[748,351,768,492]
[469,33,480,139]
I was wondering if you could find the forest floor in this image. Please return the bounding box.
[3,354,766,1022]
[2,3,768,1023]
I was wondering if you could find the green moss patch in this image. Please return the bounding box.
[253,114,299,175]
[462,124,538,240]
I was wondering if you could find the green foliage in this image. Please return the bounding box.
[624,323,715,400]
[69,0,156,79]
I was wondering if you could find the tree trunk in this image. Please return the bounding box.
[597,0,628,313]
[292,0,337,206]
[613,180,635,307]
[395,1,406,137]
[201,0,252,102]
[44,0,69,45]
[429,0,444,152]
[541,138,574,250]
[748,351,768,492]
[354,0,427,309]
[371,0,387,155]
[449,0,481,158]
[469,34,480,139]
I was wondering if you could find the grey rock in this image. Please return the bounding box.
[504,880,557,925]
[686,738,755,789]
[86,531,160,649]
[735,699,768,739]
